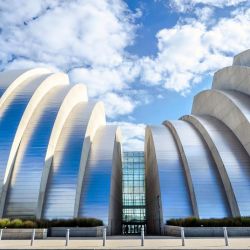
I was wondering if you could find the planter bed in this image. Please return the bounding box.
[0,228,47,240]
[164,225,250,237]
[49,226,105,237]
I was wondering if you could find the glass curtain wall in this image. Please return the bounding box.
[122,151,146,234]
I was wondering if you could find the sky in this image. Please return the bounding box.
[0,0,250,150]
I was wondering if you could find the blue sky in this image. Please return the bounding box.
[0,0,250,150]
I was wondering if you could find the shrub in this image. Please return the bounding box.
[49,218,103,227]
[8,219,23,228]
[78,218,103,227]
[166,217,250,227]
[0,217,103,228]
[36,219,49,229]
[22,220,37,228]
[0,218,10,228]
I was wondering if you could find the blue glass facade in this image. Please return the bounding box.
[122,151,146,234]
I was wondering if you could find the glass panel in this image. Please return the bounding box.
[122,151,146,234]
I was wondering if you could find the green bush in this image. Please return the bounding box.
[22,220,37,228]
[166,217,250,227]
[74,218,103,227]
[36,219,49,229]
[0,218,10,228]
[8,219,23,228]
[0,217,103,228]
[49,218,103,227]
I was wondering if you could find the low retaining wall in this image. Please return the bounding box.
[0,228,47,239]
[164,225,250,237]
[49,226,105,237]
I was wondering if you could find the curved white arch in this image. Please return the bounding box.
[163,121,199,218]
[144,126,163,234]
[3,85,71,218]
[212,66,250,96]
[41,101,106,219]
[233,49,250,67]
[0,71,68,216]
[182,114,241,217]
[36,84,89,218]
[192,89,250,157]
[0,68,51,102]
[164,120,231,218]
[74,101,106,217]
[109,126,122,235]
[145,125,193,234]
[78,125,122,235]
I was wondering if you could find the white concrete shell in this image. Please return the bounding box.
[145,125,193,234]
[0,68,122,234]
[4,85,71,218]
[182,114,250,217]
[79,125,122,235]
[144,49,250,233]
[74,101,106,218]
[1,73,69,214]
[42,101,105,219]
[212,66,250,96]
[164,120,231,218]
[36,84,88,219]
[0,68,51,98]
[233,49,250,67]
[0,70,62,216]
[192,89,250,157]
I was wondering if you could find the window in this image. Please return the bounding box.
[122,152,146,225]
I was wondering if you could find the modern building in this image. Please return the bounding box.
[145,49,250,234]
[0,49,250,235]
[0,69,122,235]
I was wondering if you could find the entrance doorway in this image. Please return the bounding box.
[122,222,146,235]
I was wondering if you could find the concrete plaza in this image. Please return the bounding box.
[0,236,250,249]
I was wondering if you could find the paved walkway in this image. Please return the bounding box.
[0,236,250,249]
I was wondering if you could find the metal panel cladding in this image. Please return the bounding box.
[187,115,250,216]
[43,102,97,219]
[168,120,231,218]
[150,125,193,221]
[0,75,49,194]
[0,70,28,97]
[79,126,118,224]
[192,89,250,157]
[4,86,70,217]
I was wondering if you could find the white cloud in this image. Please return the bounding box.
[1,0,250,119]
[68,61,140,97]
[109,121,145,151]
[101,93,136,118]
[0,0,136,70]
[139,8,250,94]
[0,0,142,119]
[194,7,214,22]
[168,0,247,12]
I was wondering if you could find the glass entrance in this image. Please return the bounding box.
[122,152,146,235]
[122,223,146,235]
